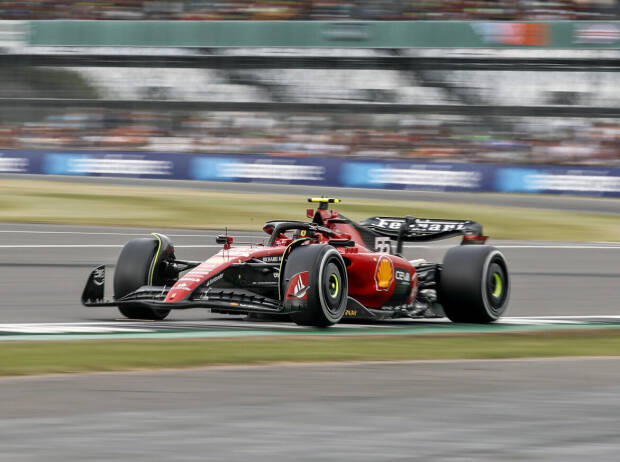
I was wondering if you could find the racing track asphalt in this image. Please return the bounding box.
[1,222,619,323]
[2,358,620,462]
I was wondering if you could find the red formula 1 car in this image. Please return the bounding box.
[82,198,510,326]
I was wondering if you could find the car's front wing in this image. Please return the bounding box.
[81,265,289,315]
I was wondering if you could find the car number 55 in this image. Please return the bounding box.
[374,237,392,254]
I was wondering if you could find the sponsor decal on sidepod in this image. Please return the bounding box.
[375,257,394,291]
[286,272,309,300]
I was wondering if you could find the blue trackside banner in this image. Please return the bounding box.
[339,160,497,192]
[189,154,342,185]
[1,149,619,198]
[494,166,620,196]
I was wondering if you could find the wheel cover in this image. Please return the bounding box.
[486,261,508,312]
[491,273,503,299]
[328,273,339,298]
[321,261,345,316]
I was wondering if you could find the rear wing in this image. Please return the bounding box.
[359,216,487,254]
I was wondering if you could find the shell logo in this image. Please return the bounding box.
[375,257,394,291]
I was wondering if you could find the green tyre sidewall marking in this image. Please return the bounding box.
[148,233,162,286]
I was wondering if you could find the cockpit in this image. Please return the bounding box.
[262,220,336,247]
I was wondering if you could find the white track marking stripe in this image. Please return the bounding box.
[0,244,619,249]
[497,245,620,249]
[0,230,259,238]
[0,245,222,248]
[505,315,620,320]
[404,245,620,250]
[1,316,620,334]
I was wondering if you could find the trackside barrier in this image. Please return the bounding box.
[1,149,619,198]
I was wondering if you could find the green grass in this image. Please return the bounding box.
[1,179,619,241]
[1,331,620,377]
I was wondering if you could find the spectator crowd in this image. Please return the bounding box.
[0,110,617,167]
[0,0,618,20]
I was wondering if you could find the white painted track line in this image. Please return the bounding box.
[404,244,620,249]
[0,244,222,248]
[0,230,259,238]
[0,243,619,249]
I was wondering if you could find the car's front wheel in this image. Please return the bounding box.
[114,234,176,320]
[283,244,348,327]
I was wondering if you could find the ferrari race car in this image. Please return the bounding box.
[82,198,510,327]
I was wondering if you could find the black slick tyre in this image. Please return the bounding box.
[284,244,348,327]
[114,235,173,320]
[438,245,510,323]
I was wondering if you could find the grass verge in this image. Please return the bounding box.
[2,331,620,377]
[0,179,619,241]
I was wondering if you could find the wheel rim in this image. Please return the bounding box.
[491,273,503,299]
[486,262,507,311]
[328,273,339,298]
[322,261,344,315]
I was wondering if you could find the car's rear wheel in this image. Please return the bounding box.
[438,245,510,323]
[114,234,175,320]
[283,244,348,327]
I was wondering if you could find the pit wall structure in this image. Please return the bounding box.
[1,149,619,198]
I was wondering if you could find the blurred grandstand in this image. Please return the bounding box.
[0,0,618,20]
[2,109,617,166]
[0,3,618,167]
[1,46,618,166]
